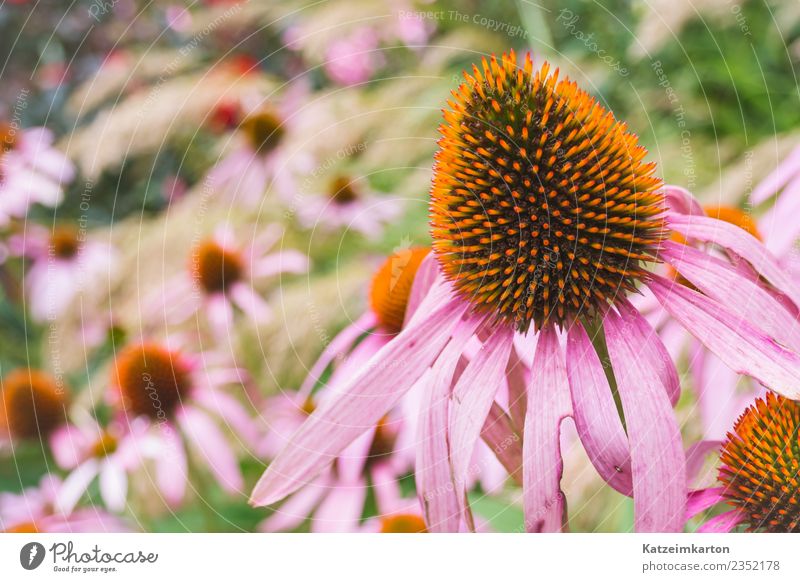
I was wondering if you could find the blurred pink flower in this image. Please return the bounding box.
[206,85,312,206]
[50,417,145,514]
[324,28,384,86]
[150,224,308,339]
[0,126,74,225]
[109,340,259,506]
[0,475,129,533]
[9,224,116,322]
[295,175,402,239]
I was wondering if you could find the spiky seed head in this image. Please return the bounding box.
[430,51,665,332]
[719,393,800,532]
[241,109,285,153]
[329,175,360,204]
[192,239,244,294]
[50,226,81,260]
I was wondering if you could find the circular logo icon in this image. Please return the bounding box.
[19,542,46,570]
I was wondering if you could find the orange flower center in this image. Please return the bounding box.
[3,521,39,533]
[430,51,665,332]
[328,176,360,205]
[192,240,244,294]
[379,514,428,533]
[0,121,18,153]
[1,369,67,439]
[113,343,191,420]
[241,109,285,153]
[369,247,431,334]
[90,431,119,458]
[50,227,81,260]
[703,205,762,240]
[719,393,800,532]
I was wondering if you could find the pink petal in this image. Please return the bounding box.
[229,283,272,323]
[449,325,514,525]
[310,479,368,533]
[99,461,127,512]
[252,250,309,278]
[758,174,800,256]
[403,252,438,326]
[522,326,572,532]
[49,424,88,469]
[178,407,243,494]
[297,311,377,398]
[193,389,261,450]
[697,509,744,533]
[667,213,800,309]
[750,145,800,204]
[416,316,481,532]
[686,487,724,520]
[258,473,330,532]
[648,275,800,399]
[155,425,188,506]
[565,324,633,496]
[206,293,234,339]
[505,344,528,429]
[481,403,522,484]
[660,241,800,351]
[250,295,467,507]
[56,459,99,514]
[604,308,687,532]
[663,184,705,216]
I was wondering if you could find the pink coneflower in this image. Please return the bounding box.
[50,417,144,514]
[324,28,385,87]
[251,52,800,532]
[686,393,800,532]
[0,368,69,448]
[0,475,129,533]
[110,341,257,506]
[206,88,311,206]
[10,224,115,322]
[295,175,403,239]
[153,225,308,339]
[0,124,74,225]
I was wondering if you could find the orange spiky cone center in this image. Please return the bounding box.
[430,51,665,332]
[369,247,431,334]
[192,239,244,294]
[113,343,191,420]
[329,175,360,205]
[50,226,81,260]
[1,369,67,440]
[719,393,800,532]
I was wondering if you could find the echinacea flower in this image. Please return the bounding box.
[10,224,116,322]
[252,52,800,533]
[206,87,312,206]
[152,225,308,339]
[0,368,68,447]
[0,475,129,533]
[324,28,384,86]
[110,340,258,506]
[0,124,75,226]
[295,174,402,239]
[686,393,800,532]
[50,416,145,514]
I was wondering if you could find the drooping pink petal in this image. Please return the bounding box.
[663,184,705,217]
[310,479,368,533]
[505,343,528,429]
[154,425,188,506]
[617,299,681,406]
[449,325,514,525]
[758,173,800,256]
[660,241,800,351]
[522,326,572,532]
[686,487,724,520]
[99,461,127,512]
[296,311,377,398]
[604,308,686,533]
[193,389,261,450]
[648,275,800,399]
[258,473,330,532]
[251,250,309,278]
[178,406,243,494]
[206,293,234,339]
[49,424,88,469]
[324,332,390,396]
[56,459,100,513]
[403,252,438,325]
[481,402,522,485]
[250,295,467,507]
[229,283,272,323]
[565,324,632,496]
[667,213,800,309]
[416,316,481,532]
[696,509,744,533]
[750,145,800,204]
